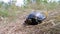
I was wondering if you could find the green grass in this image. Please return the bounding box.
[0,9,9,17]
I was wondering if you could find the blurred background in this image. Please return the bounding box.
[0,0,60,34]
[0,0,60,17]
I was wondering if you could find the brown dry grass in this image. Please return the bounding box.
[0,9,60,34]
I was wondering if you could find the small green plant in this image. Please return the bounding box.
[0,9,9,17]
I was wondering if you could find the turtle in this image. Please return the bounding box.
[24,12,46,25]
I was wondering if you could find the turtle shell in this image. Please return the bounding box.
[27,12,46,21]
[25,12,46,25]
